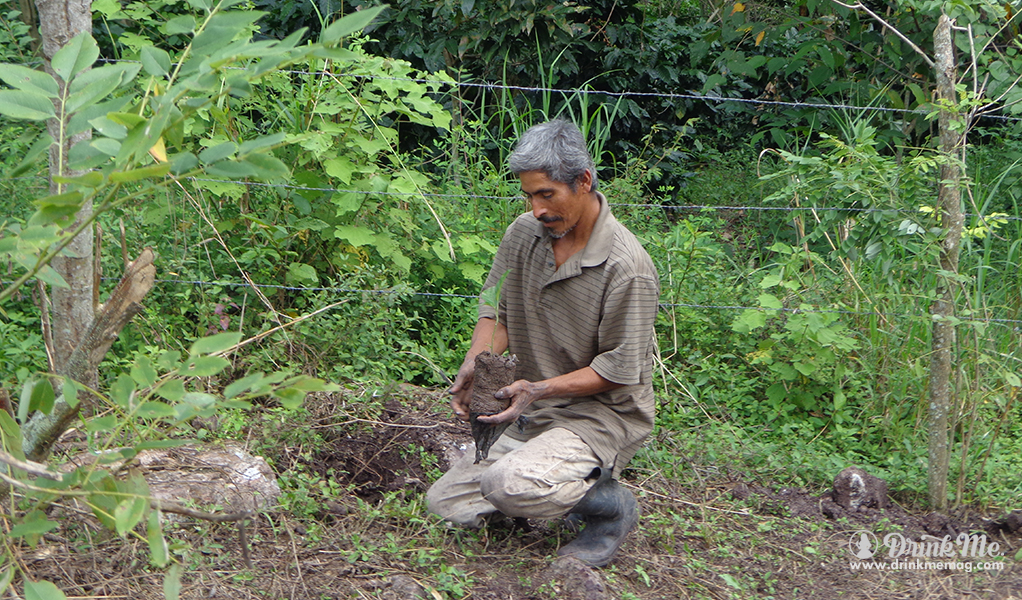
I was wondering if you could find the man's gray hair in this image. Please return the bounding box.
[508,119,599,192]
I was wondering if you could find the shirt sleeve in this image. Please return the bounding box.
[589,274,660,386]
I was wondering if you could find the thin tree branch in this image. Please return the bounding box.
[830,0,935,68]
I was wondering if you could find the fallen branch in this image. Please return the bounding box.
[0,470,254,568]
[0,449,62,480]
[22,248,157,462]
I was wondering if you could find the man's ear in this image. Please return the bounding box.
[578,169,594,194]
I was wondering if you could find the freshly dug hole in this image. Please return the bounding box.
[470,351,518,463]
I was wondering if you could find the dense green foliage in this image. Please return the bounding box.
[1,0,1021,595]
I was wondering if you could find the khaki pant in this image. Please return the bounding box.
[426,427,603,528]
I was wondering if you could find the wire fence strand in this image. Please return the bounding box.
[90,57,1022,123]
[3,175,1020,223]
[142,277,1022,328]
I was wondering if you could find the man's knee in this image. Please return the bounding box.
[478,461,530,515]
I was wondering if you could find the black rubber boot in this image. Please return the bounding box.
[557,469,639,567]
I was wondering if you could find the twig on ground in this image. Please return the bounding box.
[0,449,62,480]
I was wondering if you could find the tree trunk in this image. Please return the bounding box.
[927,14,965,511]
[35,0,97,389]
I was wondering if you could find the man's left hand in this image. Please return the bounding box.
[475,379,546,425]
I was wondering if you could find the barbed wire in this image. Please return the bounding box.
[3,275,1018,328]
[91,57,1022,123]
[145,277,1022,328]
[3,174,1020,222]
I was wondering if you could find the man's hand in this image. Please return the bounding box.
[447,359,475,421]
[475,379,546,425]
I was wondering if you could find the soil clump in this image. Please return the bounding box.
[468,351,517,462]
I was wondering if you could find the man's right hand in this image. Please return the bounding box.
[447,358,475,421]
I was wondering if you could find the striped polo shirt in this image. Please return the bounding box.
[478,192,660,475]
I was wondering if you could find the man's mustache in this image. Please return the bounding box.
[538,215,562,224]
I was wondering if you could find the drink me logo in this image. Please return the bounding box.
[847,530,1006,572]
[849,531,879,559]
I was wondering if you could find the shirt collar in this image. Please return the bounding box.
[580,192,615,267]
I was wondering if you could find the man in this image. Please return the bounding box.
[426,119,660,567]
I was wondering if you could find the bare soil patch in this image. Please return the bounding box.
[13,386,1022,599]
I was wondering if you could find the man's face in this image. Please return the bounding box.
[519,170,592,239]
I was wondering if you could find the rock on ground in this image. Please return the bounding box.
[533,556,609,600]
[831,466,888,512]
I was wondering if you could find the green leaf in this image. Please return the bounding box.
[87,415,118,433]
[63,378,79,408]
[136,401,177,419]
[320,5,387,43]
[148,510,169,567]
[170,152,199,174]
[68,95,132,135]
[191,12,265,56]
[273,387,305,409]
[51,32,99,81]
[284,376,336,392]
[243,153,290,179]
[189,332,243,355]
[834,391,846,411]
[286,262,318,285]
[794,361,817,376]
[65,66,130,114]
[324,156,356,184]
[20,378,56,418]
[0,411,24,459]
[701,74,726,94]
[204,159,260,178]
[10,132,54,176]
[224,373,266,399]
[131,356,159,387]
[10,518,59,538]
[0,64,59,97]
[0,568,12,596]
[758,293,783,310]
[185,0,212,9]
[24,580,68,600]
[238,132,286,155]
[165,15,196,35]
[114,496,148,537]
[182,392,216,417]
[33,265,70,289]
[68,138,120,170]
[766,382,787,406]
[29,190,84,226]
[155,379,185,403]
[0,90,56,120]
[181,355,230,377]
[140,46,172,77]
[164,564,183,600]
[111,374,136,409]
[109,163,172,182]
[198,141,238,164]
[334,225,376,247]
[53,171,105,187]
[731,309,767,333]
